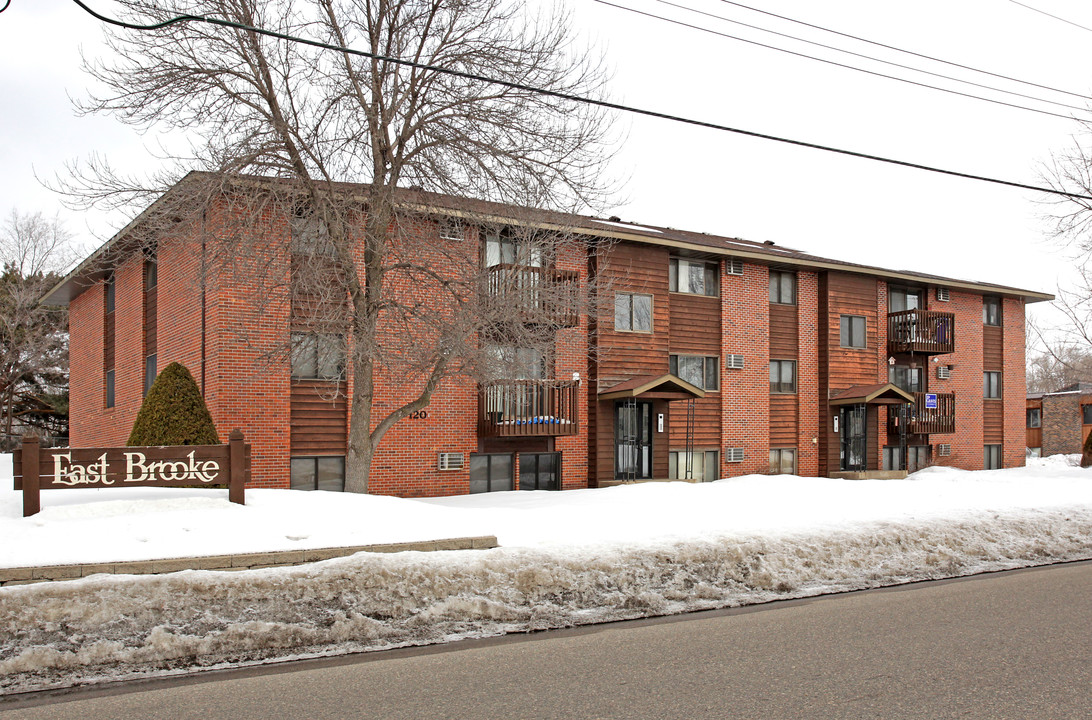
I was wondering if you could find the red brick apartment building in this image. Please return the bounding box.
[44,176,1050,496]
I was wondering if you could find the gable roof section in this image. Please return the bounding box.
[598,374,705,401]
[829,383,916,406]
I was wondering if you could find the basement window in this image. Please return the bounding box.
[290,456,345,492]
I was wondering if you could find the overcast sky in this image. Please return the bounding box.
[2,0,1091,333]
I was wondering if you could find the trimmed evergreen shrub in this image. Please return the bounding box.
[128,362,220,446]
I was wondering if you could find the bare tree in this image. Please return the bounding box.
[63,0,617,491]
[0,210,76,446]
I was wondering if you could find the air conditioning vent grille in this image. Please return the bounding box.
[725,447,744,462]
[726,258,744,276]
[726,354,745,370]
[937,444,952,457]
[936,287,950,302]
[438,452,465,471]
[937,365,951,380]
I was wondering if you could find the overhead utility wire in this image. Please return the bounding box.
[718,0,1092,102]
[1007,0,1092,33]
[63,0,1092,202]
[595,0,1083,121]
[650,0,1092,116]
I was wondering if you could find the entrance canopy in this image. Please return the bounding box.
[829,383,914,406]
[598,374,705,401]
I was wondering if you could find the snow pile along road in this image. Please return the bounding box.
[2,457,1091,693]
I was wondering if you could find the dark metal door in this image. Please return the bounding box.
[519,452,560,491]
[615,400,653,480]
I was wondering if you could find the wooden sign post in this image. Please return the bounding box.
[14,429,250,517]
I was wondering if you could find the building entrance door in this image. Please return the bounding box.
[615,400,653,480]
[840,404,867,472]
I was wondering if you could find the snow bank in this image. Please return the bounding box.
[2,457,1091,693]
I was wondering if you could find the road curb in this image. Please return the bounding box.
[0,535,499,586]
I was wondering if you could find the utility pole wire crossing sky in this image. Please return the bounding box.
[43,0,1092,203]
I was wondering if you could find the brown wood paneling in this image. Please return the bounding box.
[290,380,347,454]
[669,293,720,354]
[596,243,670,387]
[983,325,1003,370]
[769,395,797,445]
[824,272,879,391]
[1027,427,1042,448]
[144,284,157,355]
[669,397,720,447]
[983,400,1004,443]
[769,302,798,358]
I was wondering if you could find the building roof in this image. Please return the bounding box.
[42,172,1056,306]
[598,374,705,401]
[829,383,916,406]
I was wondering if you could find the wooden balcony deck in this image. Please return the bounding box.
[487,264,579,327]
[887,309,955,355]
[888,392,956,435]
[478,379,580,437]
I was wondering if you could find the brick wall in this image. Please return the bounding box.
[1042,393,1083,456]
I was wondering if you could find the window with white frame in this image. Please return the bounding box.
[669,450,719,482]
[670,354,719,391]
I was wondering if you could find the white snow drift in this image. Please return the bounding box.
[1,455,1091,694]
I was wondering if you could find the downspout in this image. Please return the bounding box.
[201,209,207,396]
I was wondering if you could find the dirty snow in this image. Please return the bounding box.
[2,454,1091,694]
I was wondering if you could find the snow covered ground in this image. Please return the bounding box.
[2,454,1091,694]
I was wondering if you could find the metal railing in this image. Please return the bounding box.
[888,392,956,435]
[478,379,579,437]
[486,264,579,327]
[887,309,955,355]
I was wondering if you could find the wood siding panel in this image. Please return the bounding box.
[669,397,721,447]
[1027,427,1042,448]
[144,284,157,355]
[290,380,347,455]
[769,303,798,358]
[824,273,879,391]
[983,325,1003,370]
[769,395,797,445]
[983,400,1004,443]
[669,293,721,354]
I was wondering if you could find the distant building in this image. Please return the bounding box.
[1026,383,1092,457]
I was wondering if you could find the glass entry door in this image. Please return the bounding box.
[840,404,867,472]
[615,400,653,480]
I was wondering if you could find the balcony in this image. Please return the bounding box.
[888,392,956,435]
[487,264,579,327]
[887,309,955,355]
[478,379,580,437]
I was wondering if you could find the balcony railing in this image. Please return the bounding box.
[478,379,580,437]
[887,309,955,355]
[888,392,956,435]
[487,264,579,327]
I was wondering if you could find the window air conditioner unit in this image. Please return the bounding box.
[438,220,463,241]
[937,444,952,457]
[936,287,950,302]
[438,452,465,471]
[726,258,744,276]
[726,354,745,370]
[725,447,745,462]
[937,365,951,380]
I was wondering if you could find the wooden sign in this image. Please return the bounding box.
[14,429,249,517]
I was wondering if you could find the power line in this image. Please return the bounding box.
[648,0,1092,116]
[1007,0,1092,33]
[597,0,1090,121]
[717,0,1092,103]
[61,0,1092,202]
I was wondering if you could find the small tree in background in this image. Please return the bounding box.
[128,362,220,446]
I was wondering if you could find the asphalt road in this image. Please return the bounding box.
[4,561,1091,719]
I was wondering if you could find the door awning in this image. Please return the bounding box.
[598,374,705,401]
[829,383,914,406]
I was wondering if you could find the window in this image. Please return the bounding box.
[669,450,719,482]
[669,258,718,296]
[290,207,334,256]
[484,229,542,268]
[290,456,345,491]
[889,365,922,393]
[144,259,158,289]
[769,448,796,475]
[291,333,345,379]
[888,287,922,313]
[483,344,545,380]
[769,271,796,305]
[470,453,514,493]
[983,296,1001,326]
[883,445,931,472]
[1083,405,1092,424]
[770,360,796,394]
[670,354,719,391]
[438,218,464,241]
[1027,408,1041,428]
[840,315,866,348]
[104,274,116,314]
[984,444,1001,470]
[105,369,115,409]
[983,371,1002,399]
[615,293,653,332]
[144,354,157,396]
[1027,447,1041,458]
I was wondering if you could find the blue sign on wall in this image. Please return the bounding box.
[924,393,938,409]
